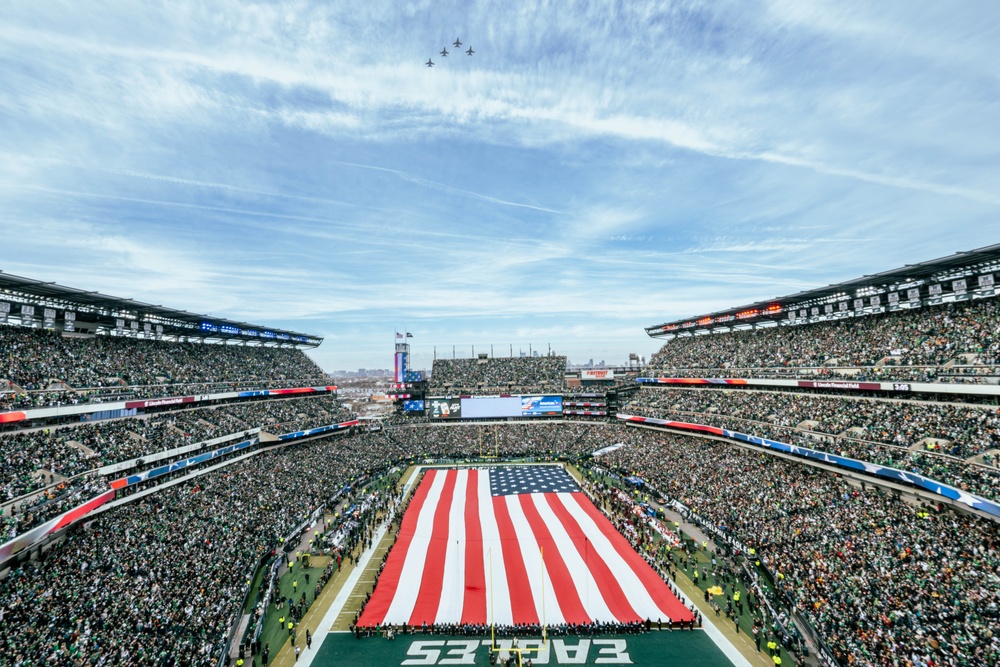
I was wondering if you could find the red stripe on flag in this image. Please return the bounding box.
[357,469,438,627]
[408,469,458,625]
[570,493,693,623]
[518,494,589,624]
[492,495,539,625]
[461,470,487,624]
[544,494,641,622]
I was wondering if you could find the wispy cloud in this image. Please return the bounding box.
[1,0,998,369]
[329,160,566,214]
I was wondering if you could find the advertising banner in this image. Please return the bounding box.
[109,438,258,489]
[580,369,615,381]
[277,420,360,442]
[637,377,748,386]
[237,386,337,398]
[797,380,882,391]
[521,395,563,416]
[429,398,462,419]
[125,396,196,409]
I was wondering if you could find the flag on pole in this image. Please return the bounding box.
[406,332,413,338]
[356,466,694,627]
[396,332,403,339]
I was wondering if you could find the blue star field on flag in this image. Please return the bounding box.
[489,466,580,497]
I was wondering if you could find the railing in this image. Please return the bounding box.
[630,406,994,471]
[641,364,1000,384]
[618,413,1000,520]
[0,376,331,411]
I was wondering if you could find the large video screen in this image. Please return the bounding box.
[428,395,564,419]
[461,396,522,418]
[520,395,563,416]
[429,398,462,419]
[403,400,425,412]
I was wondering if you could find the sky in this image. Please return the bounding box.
[1,1,999,372]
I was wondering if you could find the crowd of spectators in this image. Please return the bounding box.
[0,421,619,665]
[2,416,998,665]
[0,434,372,667]
[627,388,1000,458]
[624,387,1000,499]
[0,326,325,392]
[0,396,350,518]
[648,298,1000,380]
[597,429,1000,667]
[346,421,619,467]
[641,364,1000,384]
[429,356,567,393]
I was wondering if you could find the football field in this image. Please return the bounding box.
[311,630,739,666]
[278,464,757,667]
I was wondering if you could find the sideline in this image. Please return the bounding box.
[298,466,424,667]
[666,564,755,667]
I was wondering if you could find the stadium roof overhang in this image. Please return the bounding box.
[0,271,323,347]
[645,243,1000,338]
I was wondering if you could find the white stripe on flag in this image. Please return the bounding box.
[384,469,447,622]
[504,493,560,625]
[531,493,616,623]
[557,493,666,621]
[480,469,514,626]
[435,468,468,623]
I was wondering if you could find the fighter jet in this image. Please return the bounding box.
[453,38,462,48]
[466,46,474,56]
[440,47,449,57]
[425,58,434,67]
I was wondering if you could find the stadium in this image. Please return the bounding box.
[4,245,1000,667]
[3,3,999,667]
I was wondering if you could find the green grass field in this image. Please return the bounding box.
[249,558,331,665]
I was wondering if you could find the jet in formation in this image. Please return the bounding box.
[428,38,474,66]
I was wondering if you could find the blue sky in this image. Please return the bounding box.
[1,1,999,372]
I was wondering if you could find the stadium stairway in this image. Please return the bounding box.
[968,449,1000,466]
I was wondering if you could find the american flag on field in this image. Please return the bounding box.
[357,466,693,628]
